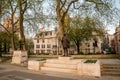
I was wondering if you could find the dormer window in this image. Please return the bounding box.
[42,39,45,43]
[37,39,39,43]
[50,32,52,35]
[45,32,48,36]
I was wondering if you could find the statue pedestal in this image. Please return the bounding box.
[40,57,101,77]
[11,50,28,65]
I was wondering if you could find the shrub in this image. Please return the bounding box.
[84,59,97,63]
[78,51,84,55]
[37,58,46,61]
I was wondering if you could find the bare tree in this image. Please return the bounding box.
[54,0,120,55]
[18,0,27,50]
[24,0,45,37]
[0,0,19,50]
[56,0,78,40]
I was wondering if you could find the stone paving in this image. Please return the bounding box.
[0,71,76,80]
[0,59,120,80]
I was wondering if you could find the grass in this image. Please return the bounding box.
[0,56,12,62]
[36,58,46,61]
[84,59,97,63]
[0,56,11,58]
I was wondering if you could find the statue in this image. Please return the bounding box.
[61,33,70,56]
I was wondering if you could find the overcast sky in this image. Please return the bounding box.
[107,0,120,34]
[42,0,120,35]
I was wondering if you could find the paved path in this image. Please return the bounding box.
[100,59,120,64]
[0,59,120,80]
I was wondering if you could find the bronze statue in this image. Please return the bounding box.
[61,33,70,56]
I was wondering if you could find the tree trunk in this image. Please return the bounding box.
[19,15,26,50]
[58,20,64,55]
[0,42,2,57]
[18,0,26,50]
[11,36,15,50]
[56,0,64,40]
[0,3,1,16]
[11,14,15,50]
[76,41,80,54]
[58,20,64,40]
[3,41,6,53]
[93,47,95,54]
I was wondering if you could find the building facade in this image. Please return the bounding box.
[114,26,120,57]
[34,28,62,54]
[33,28,110,54]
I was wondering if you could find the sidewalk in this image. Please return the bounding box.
[100,59,120,64]
[0,59,120,80]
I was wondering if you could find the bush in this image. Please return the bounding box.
[37,58,46,61]
[0,56,11,62]
[84,59,97,63]
[78,51,84,55]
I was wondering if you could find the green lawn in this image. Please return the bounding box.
[0,56,11,62]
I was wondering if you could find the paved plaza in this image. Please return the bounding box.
[0,59,120,80]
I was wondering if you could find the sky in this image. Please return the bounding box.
[42,0,120,35]
[107,0,120,34]
[27,0,120,38]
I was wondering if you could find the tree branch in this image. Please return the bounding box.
[73,2,83,9]
[13,19,19,25]
[60,0,66,11]
[14,27,20,33]
[23,0,27,14]
[56,0,61,20]
[0,23,10,34]
[13,2,18,14]
[9,0,13,13]
[62,0,78,20]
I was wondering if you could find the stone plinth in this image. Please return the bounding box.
[41,57,81,74]
[77,60,101,77]
[28,60,45,71]
[11,51,28,65]
[28,57,101,77]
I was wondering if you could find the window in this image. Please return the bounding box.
[47,44,51,48]
[42,45,45,48]
[53,50,57,54]
[36,50,39,54]
[45,32,48,36]
[87,43,90,47]
[42,40,44,43]
[37,40,39,43]
[36,45,40,48]
[41,50,45,53]
[47,50,51,53]
[50,32,52,35]
[53,45,57,48]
